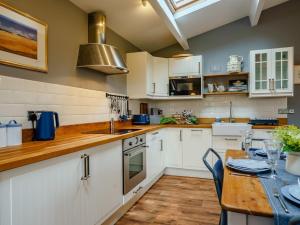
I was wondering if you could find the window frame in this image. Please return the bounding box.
[167,0,199,11]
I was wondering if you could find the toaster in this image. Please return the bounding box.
[132,114,150,125]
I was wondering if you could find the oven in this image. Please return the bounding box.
[169,76,202,96]
[123,134,146,194]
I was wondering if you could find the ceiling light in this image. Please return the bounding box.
[141,0,148,7]
[172,52,193,58]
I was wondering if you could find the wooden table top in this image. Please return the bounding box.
[221,150,273,217]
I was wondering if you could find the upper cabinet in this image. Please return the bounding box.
[127,52,203,99]
[169,55,202,77]
[249,47,294,97]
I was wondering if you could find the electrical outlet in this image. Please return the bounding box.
[278,108,295,114]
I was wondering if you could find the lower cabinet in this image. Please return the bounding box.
[146,130,165,183]
[0,141,123,225]
[164,128,212,171]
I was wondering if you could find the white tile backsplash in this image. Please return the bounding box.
[130,95,287,119]
[0,75,113,128]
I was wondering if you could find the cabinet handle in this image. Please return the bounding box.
[133,186,143,194]
[152,83,156,93]
[180,130,182,142]
[160,139,163,151]
[272,79,275,91]
[81,154,90,180]
[191,129,203,132]
[225,138,238,141]
[152,132,159,135]
[269,79,272,91]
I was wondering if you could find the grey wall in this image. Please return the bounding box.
[0,0,140,93]
[153,0,300,125]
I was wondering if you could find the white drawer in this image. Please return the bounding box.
[212,136,242,152]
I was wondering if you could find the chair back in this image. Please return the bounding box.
[289,216,300,225]
[203,148,224,203]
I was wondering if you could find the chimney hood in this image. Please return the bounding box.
[77,12,129,74]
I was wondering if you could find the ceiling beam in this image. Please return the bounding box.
[249,0,265,26]
[149,0,189,50]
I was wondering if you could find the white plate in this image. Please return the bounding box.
[289,185,300,201]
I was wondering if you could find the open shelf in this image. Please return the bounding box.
[203,92,249,96]
[203,72,249,78]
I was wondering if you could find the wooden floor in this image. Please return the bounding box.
[116,176,221,225]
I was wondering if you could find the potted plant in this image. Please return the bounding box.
[274,125,300,175]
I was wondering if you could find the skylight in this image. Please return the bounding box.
[168,0,199,11]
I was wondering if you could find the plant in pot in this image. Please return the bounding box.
[274,125,300,175]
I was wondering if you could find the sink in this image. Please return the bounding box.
[212,123,252,136]
[83,128,142,135]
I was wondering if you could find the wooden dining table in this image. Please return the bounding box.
[221,150,274,225]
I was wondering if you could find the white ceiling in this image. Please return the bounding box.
[69,0,289,52]
[69,0,177,52]
[176,0,289,39]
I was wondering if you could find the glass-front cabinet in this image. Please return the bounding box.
[250,47,294,97]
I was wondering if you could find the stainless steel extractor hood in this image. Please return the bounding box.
[77,12,129,74]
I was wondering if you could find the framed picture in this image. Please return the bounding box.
[294,65,300,84]
[0,2,48,72]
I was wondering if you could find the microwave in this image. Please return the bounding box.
[169,76,202,96]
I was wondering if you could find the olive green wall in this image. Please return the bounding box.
[0,0,140,93]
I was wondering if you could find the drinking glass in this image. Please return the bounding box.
[264,140,281,179]
[243,130,253,158]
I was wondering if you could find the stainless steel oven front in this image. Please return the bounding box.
[123,134,146,194]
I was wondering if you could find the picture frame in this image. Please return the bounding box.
[0,2,48,72]
[294,65,300,84]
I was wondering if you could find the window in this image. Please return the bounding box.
[168,0,199,11]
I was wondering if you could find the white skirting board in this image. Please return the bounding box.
[164,167,212,179]
[228,212,273,225]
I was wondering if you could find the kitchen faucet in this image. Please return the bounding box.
[229,101,234,123]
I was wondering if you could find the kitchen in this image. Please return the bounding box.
[0,0,300,225]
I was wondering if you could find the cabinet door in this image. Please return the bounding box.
[250,49,272,95]
[82,141,123,225]
[152,57,169,96]
[0,173,11,225]
[10,152,82,225]
[169,55,202,76]
[272,47,294,94]
[164,128,183,168]
[182,128,212,170]
[127,52,153,98]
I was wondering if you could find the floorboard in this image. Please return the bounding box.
[116,175,221,225]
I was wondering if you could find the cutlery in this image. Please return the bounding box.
[273,189,289,213]
[298,178,300,187]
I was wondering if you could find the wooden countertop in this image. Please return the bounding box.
[0,123,280,173]
[221,150,273,217]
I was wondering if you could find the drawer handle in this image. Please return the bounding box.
[191,129,203,132]
[152,132,159,135]
[133,186,143,194]
[225,138,238,141]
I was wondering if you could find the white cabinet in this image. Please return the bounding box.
[164,128,183,168]
[81,142,123,225]
[164,128,212,171]
[127,52,153,98]
[146,130,165,183]
[152,57,169,96]
[250,47,294,97]
[0,141,123,225]
[9,152,83,225]
[182,128,212,170]
[169,55,202,77]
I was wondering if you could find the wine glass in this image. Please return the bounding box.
[243,130,253,158]
[264,140,281,179]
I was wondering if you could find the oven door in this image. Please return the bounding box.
[123,145,146,194]
[169,77,202,96]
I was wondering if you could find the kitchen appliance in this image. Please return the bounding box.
[0,122,7,148]
[77,12,128,74]
[6,120,22,146]
[249,118,279,126]
[29,111,60,141]
[123,134,147,194]
[132,114,150,125]
[227,55,243,73]
[169,76,202,96]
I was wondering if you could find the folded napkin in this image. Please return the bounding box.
[227,157,270,170]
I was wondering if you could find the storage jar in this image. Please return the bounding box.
[6,120,22,146]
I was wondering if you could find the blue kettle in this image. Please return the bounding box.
[34,111,59,140]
